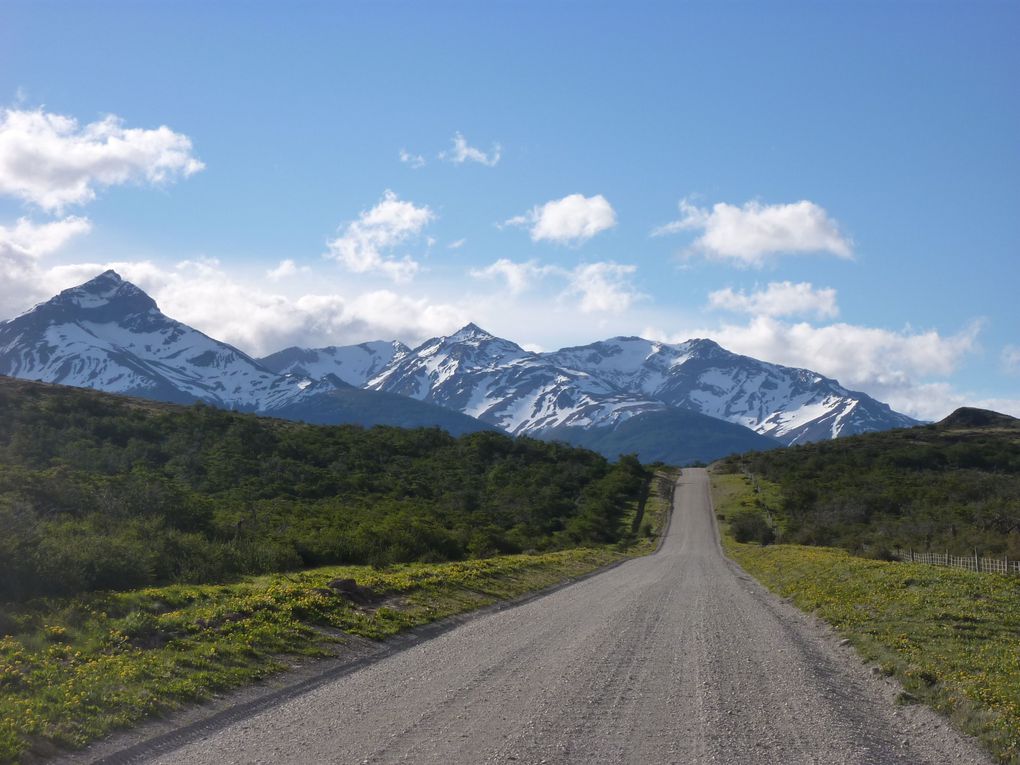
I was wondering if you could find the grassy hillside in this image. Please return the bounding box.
[0,377,648,602]
[717,408,1020,558]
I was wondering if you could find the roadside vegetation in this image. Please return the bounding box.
[0,468,674,764]
[713,470,1020,763]
[0,549,624,763]
[716,408,1020,560]
[0,377,648,602]
[0,378,674,762]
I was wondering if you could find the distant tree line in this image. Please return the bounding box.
[719,422,1020,559]
[0,381,648,601]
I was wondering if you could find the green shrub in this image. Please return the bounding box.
[730,510,775,545]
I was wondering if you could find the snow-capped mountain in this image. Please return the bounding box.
[0,272,917,462]
[365,324,668,435]
[259,340,410,387]
[0,270,317,410]
[543,336,918,443]
[0,272,493,436]
[333,325,917,445]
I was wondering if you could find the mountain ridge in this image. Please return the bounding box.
[0,273,920,462]
[283,323,916,446]
[0,271,494,435]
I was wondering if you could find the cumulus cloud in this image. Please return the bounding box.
[645,315,982,420]
[0,216,92,259]
[325,190,434,282]
[0,216,93,318]
[708,281,839,320]
[507,193,617,246]
[40,258,469,356]
[470,257,641,314]
[565,262,641,313]
[862,381,1020,422]
[399,149,426,169]
[440,132,501,166]
[469,258,556,295]
[654,198,852,266]
[0,108,204,212]
[266,259,309,281]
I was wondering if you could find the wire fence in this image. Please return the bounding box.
[897,549,1020,575]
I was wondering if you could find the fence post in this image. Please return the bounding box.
[974,548,979,572]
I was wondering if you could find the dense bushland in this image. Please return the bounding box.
[0,379,648,601]
[718,412,1020,558]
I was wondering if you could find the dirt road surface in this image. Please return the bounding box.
[138,468,989,764]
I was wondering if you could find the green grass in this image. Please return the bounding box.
[0,468,676,763]
[0,550,617,762]
[712,471,1020,764]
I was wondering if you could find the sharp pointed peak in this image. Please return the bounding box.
[92,268,123,283]
[445,322,499,342]
[46,270,157,314]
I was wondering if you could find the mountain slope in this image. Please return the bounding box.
[0,272,493,434]
[0,273,918,458]
[545,336,918,444]
[355,326,917,446]
[540,408,780,465]
[0,270,311,410]
[366,324,667,434]
[268,385,499,436]
[259,340,409,387]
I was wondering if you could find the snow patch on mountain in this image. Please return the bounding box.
[0,270,324,410]
[259,340,409,387]
[0,272,919,448]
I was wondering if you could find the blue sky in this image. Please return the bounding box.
[1,0,1017,419]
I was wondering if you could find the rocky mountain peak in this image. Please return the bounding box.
[683,338,725,356]
[446,322,496,343]
[40,270,158,321]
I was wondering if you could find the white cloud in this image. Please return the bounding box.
[440,132,501,166]
[470,257,641,313]
[874,382,1020,422]
[645,315,982,420]
[399,149,426,169]
[325,190,434,282]
[470,258,556,295]
[565,262,641,314]
[507,193,617,246]
[0,216,92,259]
[654,198,852,266]
[266,259,309,281]
[0,216,93,318]
[447,238,466,250]
[708,281,839,320]
[1001,345,1020,376]
[0,108,204,212]
[40,258,468,356]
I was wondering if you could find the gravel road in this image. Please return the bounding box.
[144,469,990,764]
